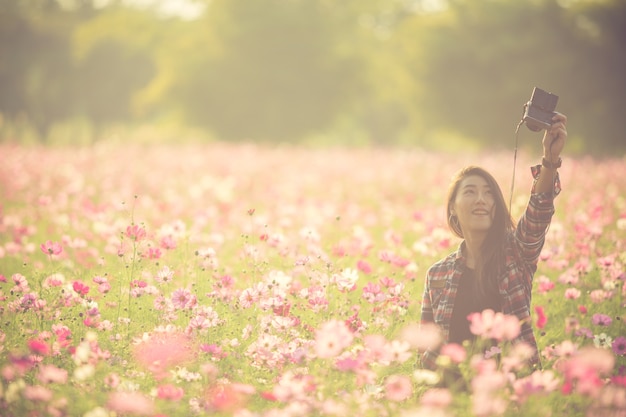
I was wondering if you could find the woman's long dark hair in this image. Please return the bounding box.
[446,166,515,294]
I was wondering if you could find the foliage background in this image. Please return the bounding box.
[1,0,625,154]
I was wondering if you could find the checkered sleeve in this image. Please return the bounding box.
[514,165,560,268]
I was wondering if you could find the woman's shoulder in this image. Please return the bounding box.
[427,251,458,276]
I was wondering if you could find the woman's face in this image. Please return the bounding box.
[452,174,495,237]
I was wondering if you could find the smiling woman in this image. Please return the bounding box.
[420,112,568,373]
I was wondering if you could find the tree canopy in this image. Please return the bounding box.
[0,0,624,153]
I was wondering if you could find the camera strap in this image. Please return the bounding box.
[509,118,525,212]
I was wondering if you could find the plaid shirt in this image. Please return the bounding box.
[420,165,560,370]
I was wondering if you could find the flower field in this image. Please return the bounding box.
[1,143,625,417]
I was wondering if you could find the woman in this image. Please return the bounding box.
[420,113,567,371]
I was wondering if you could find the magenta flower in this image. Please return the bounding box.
[535,306,548,329]
[40,240,62,256]
[591,313,612,326]
[72,281,90,296]
[28,338,50,356]
[612,336,626,356]
[357,259,372,274]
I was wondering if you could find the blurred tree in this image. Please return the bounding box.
[72,8,158,132]
[171,0,364,141]
[565,0,626,154]
[0,0,77,139]
[1,0,624,152]
[398,0,626,153]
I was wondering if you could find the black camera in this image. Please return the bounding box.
[523,87,558,132]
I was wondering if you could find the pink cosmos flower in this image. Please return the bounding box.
[501,342,535,373]
[345,312,364,333]
[239,287,260,308]
[155,266,175,284]
[384,374,412,402]
[107,391,154,416]
[126,224,146,241]
[404,322,441,352]
[271,371,316,402]
[335,356,363,372]
[72,280,90,296]
[171,288,196,310]
[133,331,194,379]
[205,384,249,412]
[468,309,521,341]
[43,274,64,288]
[314,319,354,358]
[589,289,610,303]
[38,364,68,384]
[97,282,111,294]
[473,392,507,416]
[308,295,329,311]
[28,338,50,356]
[13,273,29,289]
[145,247,162,259]
[157,384,185,401]
[420,388,452,408]
[104,373,120,388]
[52,324,72,348]
[160,235,177,249]
[535,305,547,329]
[357,259,372,274]
[389,340,412,363]
[564,288,581,299]
[440,343,466,364]
[537,275,555,294]
[513,370,560,403]
[557,346,615,397]
[379,276,397,288]
[363,334,392,364]
[40,240,63,256]
[23,385,54,402]
[362,282,386,303]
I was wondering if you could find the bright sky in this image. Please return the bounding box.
[90,0,207,19]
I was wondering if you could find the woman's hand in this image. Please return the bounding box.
[542,112,567,163]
